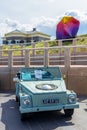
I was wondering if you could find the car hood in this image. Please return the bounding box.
[20,80,66,94]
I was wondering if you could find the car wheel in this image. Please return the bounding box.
[21,113,26,121]
[64,109,74,117]
[16,96,18,102]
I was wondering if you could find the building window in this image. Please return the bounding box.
[6,41,8,44]
[20,40,24,43]
[11,40,16,44]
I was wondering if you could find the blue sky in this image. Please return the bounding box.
[0,0,87,41]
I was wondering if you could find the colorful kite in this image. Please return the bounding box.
[56,16,80,40]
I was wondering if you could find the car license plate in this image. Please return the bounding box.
[43,99,59,104]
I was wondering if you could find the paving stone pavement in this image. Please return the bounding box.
[0,92,87,130]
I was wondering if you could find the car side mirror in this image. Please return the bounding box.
[17,72,21,79]
[13,72,21,82]
[13,77,19,82]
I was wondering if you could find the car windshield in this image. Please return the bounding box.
[20,67,62,81]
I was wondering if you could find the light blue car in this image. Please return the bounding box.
[14,67,79,121]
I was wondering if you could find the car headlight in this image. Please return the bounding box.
[21,95,32,107]
[23,98,31,105]
[68,94,76,104]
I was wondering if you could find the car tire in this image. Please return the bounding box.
[64,109,74,117]
[18,100,20,106]
[21,113,26,121]
[16,96,18,102]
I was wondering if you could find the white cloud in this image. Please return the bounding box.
[0,18,34,37]
[48,0,55,3]
[64,10,87,23]
[30,16,57,28]
[4,18,20,28]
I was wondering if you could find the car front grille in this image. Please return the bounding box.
[32,93,67,107]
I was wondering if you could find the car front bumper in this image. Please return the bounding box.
[20,103,79,114]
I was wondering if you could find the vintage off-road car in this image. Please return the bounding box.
[14,67,79,120]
